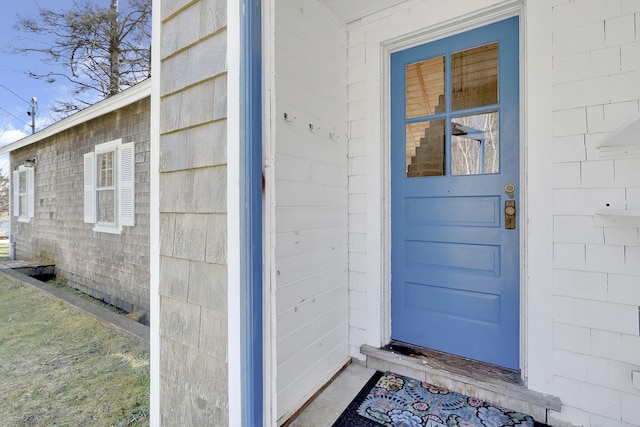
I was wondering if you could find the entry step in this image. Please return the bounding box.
[360,343,561,424]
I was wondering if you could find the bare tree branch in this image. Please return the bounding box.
[0,171,9,214]
[11,0,151,116]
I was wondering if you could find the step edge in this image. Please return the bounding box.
[361,344,561,412]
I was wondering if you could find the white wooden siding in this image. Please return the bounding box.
[273,0,349,423]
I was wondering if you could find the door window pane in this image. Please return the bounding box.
[406,119,446,177]
[406,56,446,118]
[451,112,499,175]
[451,43,498,111]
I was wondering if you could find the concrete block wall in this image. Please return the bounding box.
[11,97,151,314]
[551,1,640,426]
[158,0,229,425]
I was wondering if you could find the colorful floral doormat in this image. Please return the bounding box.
[332,371,535,427]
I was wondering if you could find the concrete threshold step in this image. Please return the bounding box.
[361,343,561,424]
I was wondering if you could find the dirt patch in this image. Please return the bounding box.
[0,276,149,426]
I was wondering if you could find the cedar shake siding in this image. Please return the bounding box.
[9,96,151,315]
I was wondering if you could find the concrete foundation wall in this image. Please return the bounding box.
[157,0,229,424]
[10,97,151,314]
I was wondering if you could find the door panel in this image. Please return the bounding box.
[391,17,520,369]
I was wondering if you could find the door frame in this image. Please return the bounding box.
[240,0,264,424]
[380,5,527,372]
[389,17,521,368]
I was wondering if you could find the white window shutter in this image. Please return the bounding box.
[119,142,135,227]
[84,152,95,223]
[13,170,19,217]
[27,167,35,218]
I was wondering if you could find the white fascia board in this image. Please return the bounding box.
[317,0,404,24]
[0,79,151,155]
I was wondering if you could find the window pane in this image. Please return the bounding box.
[406,119,446,177]
[18,171,28,218]
[97,189,115,223]
[20,195,27,217]
[406,56,446,118]
[19,172,27,194]
[451,43,498,111]
[451,112,499,176]
[98,151,114,188]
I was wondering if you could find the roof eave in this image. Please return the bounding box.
[0,79,151,156]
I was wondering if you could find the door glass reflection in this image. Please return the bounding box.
[452,43,498,111]
[406,119,446,177]
[406,56,445,119]
[451,112,499,175]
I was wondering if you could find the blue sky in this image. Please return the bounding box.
[0,0,85,146]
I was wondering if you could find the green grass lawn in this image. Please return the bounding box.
[0,240,9,261]
[0,276,149,426]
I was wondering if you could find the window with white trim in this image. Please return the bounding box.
[13,165,34,222]
[84,139,135,233]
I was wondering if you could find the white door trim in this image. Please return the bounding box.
[377,1,524,346]
[359,0,554,393]
[357,0,555,386]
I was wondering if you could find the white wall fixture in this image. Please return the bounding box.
[593,208,640,227]
[633,370,640,390]
[593,113,640,226]
[23,158,37,168]
[596,112,640,158]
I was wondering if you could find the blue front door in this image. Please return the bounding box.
[390,17,520,369]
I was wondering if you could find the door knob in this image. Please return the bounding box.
[504,183,515,198]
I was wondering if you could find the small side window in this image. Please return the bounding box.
[13,165,34,222]
[96,149,116,226]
